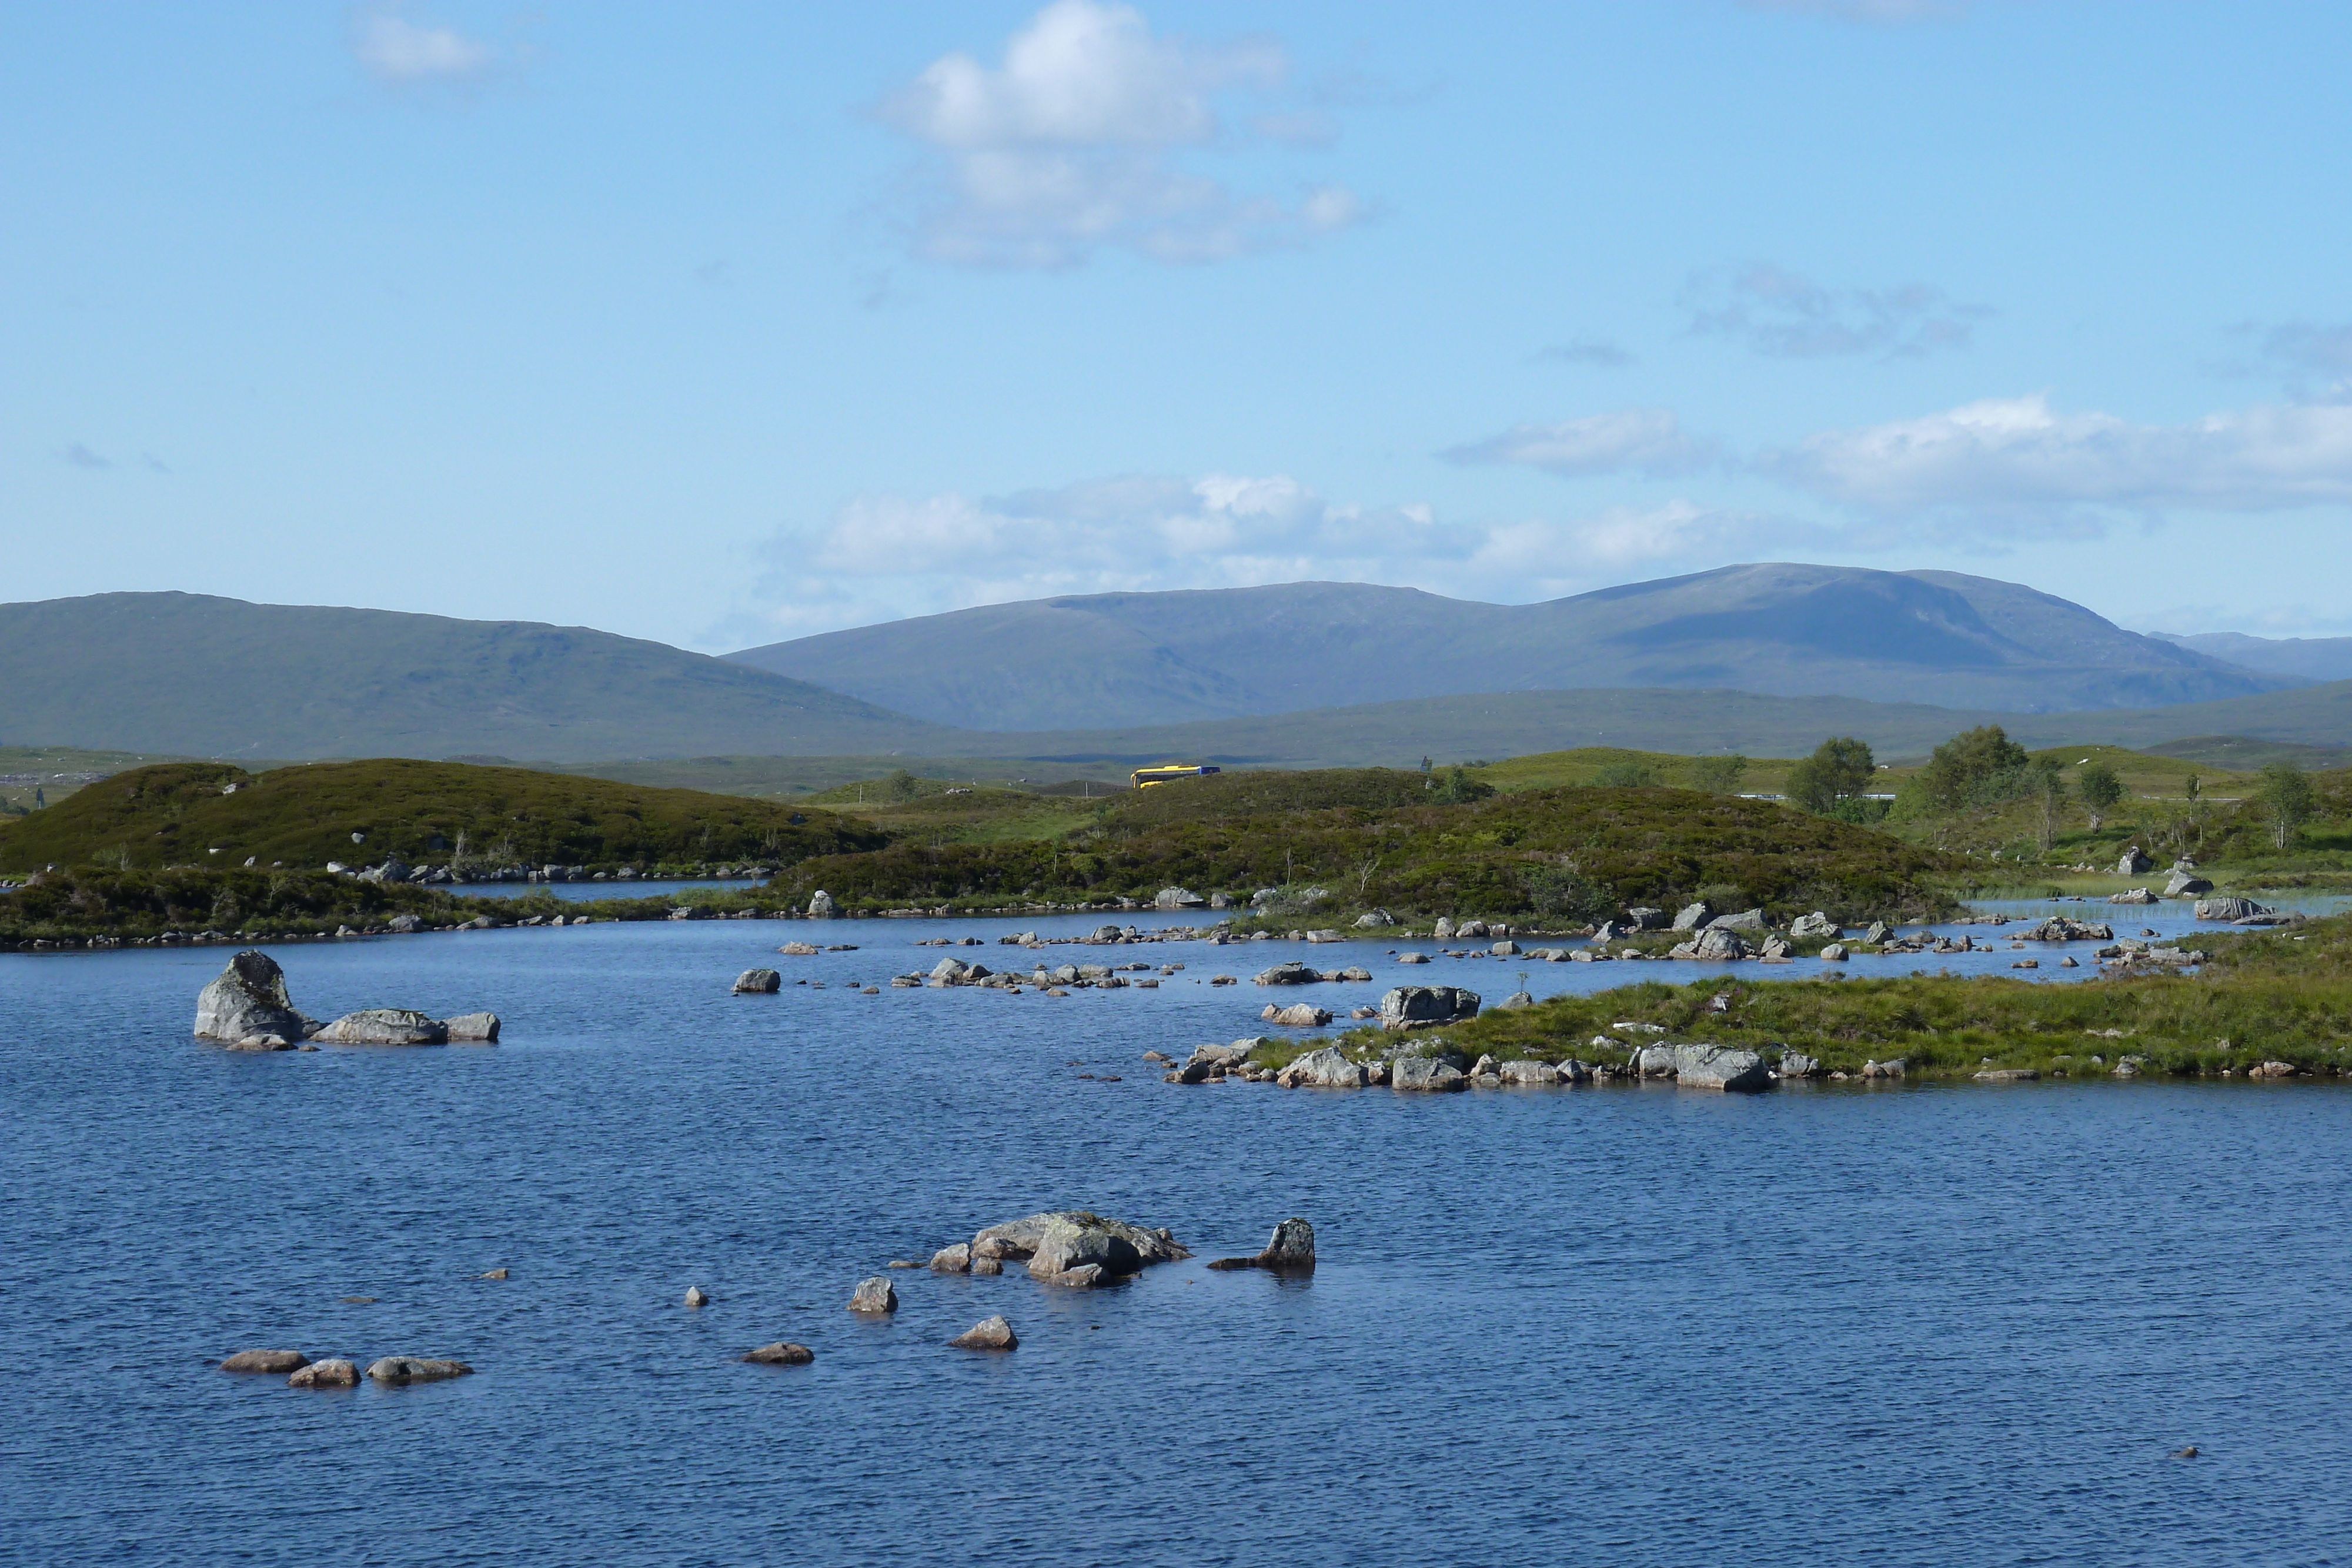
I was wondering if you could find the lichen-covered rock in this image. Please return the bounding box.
[1275,1045,1365,1088]
[1789,912,1839,938]
[847,1278,897,1314]
[220,1348,309,1374]
[312,1009,448,1045]
[733,969,781,994]
[194,950,306,1041]
[948,1315,1018,1350]
[2194,897,2272,922]
[288,1358,358,1388]
[1390,1055,1465,1091]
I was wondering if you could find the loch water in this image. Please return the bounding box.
[4,912,2349,1567]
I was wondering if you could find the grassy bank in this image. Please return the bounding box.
[770,771,1958,923]
[1264,915,2351,1081]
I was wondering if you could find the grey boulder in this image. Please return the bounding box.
[1672,1043,1772,1091]
[194,950,308,1042]
[1789,912,1839,938]
[733,968,782,994]
[949,1315,1019,1350]
[288,1358,359,1388]
[742,1342,816,1365]
[1671,901,1713,932]
[2195,897,2272,922]
[973,1211,1187,1270]
[1378,985,1481,1031]
[1390,1055,1466,1091]
[929,1242,973,1273]
[1209,1216,1317,1272]
[444,1012,500,1042]
[1254,961,1322,985]
[220,1348,310,1374]
[1708,908,1767,933]
[847,1278,898,1314]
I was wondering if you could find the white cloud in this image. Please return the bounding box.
[1445,409,1721,477]
[351,6,499,84]
[1765,393,2352,516]
[1683,263,1987,359]
[734,473,1857,640]
[877,0,1364,268]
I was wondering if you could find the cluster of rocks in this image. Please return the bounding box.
[921,1210,1191,1290]
[1174,1035,1788,1092]
[192,951,498,1051]
[219,1349,472,1389]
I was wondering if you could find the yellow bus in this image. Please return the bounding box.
[1130,763,1222,789]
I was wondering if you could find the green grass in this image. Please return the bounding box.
[1301,914,2352,1080]
[0,758,887,875]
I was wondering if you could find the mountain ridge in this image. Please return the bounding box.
[727,563,2293,728]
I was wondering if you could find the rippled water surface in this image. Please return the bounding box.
[6,911,2349,1567]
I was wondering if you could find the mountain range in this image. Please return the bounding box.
[727,564,2294,728]
[2151,630,2352,683]
[5,569,2347,767]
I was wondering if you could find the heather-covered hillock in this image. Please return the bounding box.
[770,782,1957,922]
[0,759,886,875]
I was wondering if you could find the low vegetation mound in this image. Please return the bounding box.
[0,866,507,941]
[769,781,1957,921]
[1428,915,2352,1079]
[0,759,886,875]
[1105,767,1441,826]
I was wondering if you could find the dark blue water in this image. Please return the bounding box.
[6,914,2349,1567]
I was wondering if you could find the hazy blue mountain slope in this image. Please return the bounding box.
[0,593,959,761]
[729,564,2291,728]
[2151,630,2352,683]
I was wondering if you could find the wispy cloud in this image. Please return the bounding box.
[2215,320,2352,403]
[1762,393,2352,519]
[1739,0,1969,21]
[61,441,112,471]
[727,473,1856,641]
[875,0,1365,268]
[1535,336,1633,369]
[350,5,501,86]
[1444,409,1721,477]
[1683,263,1989,359]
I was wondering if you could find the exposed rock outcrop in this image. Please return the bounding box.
[1671,1043,1772,1091]
[2194,897,2272,922]
[194,951,308,1042]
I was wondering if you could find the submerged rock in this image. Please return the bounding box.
[365,1356,473,1385]
[312,1009,448,1046]
[742,1342,816,1365]
[194,950,307,1042]
[948,1315,1018,1350]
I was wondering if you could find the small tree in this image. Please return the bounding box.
[884,768,921,803]
[2260,761,2314,851]
[2075,761,2124,829]
[1920,726,2029,809]
[1786,736,1875,814]
[2030,759,2066,854]
[1689,754,1749,794]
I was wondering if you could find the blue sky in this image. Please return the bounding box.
[8,1,2351,652]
